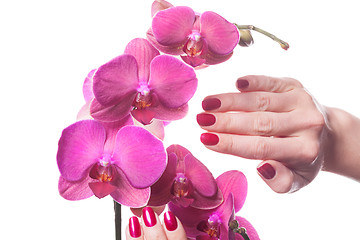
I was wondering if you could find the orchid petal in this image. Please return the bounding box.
[88,182,117,199]
[184,154,218,197]
[124,38,159,82]
[152,6,195,46]
[112,126,167,188]
[216,170,248,213]
[57,120,105,181]
[190,189,223,210]
[151,0,173,17]
[150,102,189,121]
[83,69,96,102]
[180,55,206,68]
[146,28,185,55]
[217,193,235,231]
[90,96,135,122]
[77,101,92,121]
[234,216,260,240]
[92,54,139,106]
[148,152,177,206]
[204,51,234,65]
[58,176,95,200]
[149,55,197,108]
[200,11,240,55]
[133,118,165,141]
[131,108,156,125]
[111,168,151,208]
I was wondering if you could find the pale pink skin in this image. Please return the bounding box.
[169,171,260,240]
[148,144,223,209]
[89,38,197,125]
[148,6,239,68]
[57,119,167,208]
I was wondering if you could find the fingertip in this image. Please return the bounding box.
[163,211,187,239]
[128,216,143,239]
[257,161,294,193]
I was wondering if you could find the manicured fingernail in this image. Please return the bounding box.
[142,207,157,227]
[197,113,216,126]
[200,133,219,146]
[129,216,141,238]
[164,211,178,231]
[236,79,249,89]
[257,163,276,180]
[202,98,221,111]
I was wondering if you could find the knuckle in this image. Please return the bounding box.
[255,94,271,111]
[253,114,274,135]
[252,137,270,159]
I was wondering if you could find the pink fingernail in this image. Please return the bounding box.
[197,113,216,126]
[142,207,157,227]
[236,79,249,89]
[164,211,178,231]
[202,98,221,111]
[129,216,141,238]
[200,133,219,146]
[257,163,276,180]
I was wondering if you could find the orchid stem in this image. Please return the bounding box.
[234,227,251,240]
[114,201,122,240]
[235,24,289,50]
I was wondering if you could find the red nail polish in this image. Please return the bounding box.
[197,113,216,126]
[142,207,157,227]
[257,163,276,179]
[202,98,221,111]
[129,216,141,238]
[200,133,219,146]
[236,79,249,89]
[164,211,178,231]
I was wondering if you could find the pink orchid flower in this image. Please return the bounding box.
[57,118,167,208]
[148,144,223,209]
[89,38,198,125]
[169,171,259,240]
[147,6,240,68]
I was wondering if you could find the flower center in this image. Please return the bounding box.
[171,174,192,198]
[197,214,221,239]
[133,84,152,110]
[184,32,204,57]
[89,162,115,183]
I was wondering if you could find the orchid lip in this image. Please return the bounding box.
[171,173,192,198]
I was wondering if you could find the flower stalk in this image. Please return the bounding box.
[234,24,289,50]
[229,219,251,240]
[114,201,122,240]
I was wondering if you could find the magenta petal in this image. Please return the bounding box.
[92,54,139,106]
[217,193,235,229]
[216,170,248,213]
[181,55,206,68]
[90,97,135,122]
[152,6,195,46]
[190,189,223,210]
[83,69,96,102]
[131,108,156,125]
[234,216,260,240]
[111,167,150,207]
[151,0,173,17]
[149,55,197,108]
[150,102,189,121]
[204,51,234,65]
[184,154,218,197]
[200,11,240,55]
[124,38,159,82]
[112,126,167,188]
[57,120,105,181]
[58,176,95,201]
[89,182,117,199]
[77,101,91,121]
[148,152,177,206]
[134,118,165,141]
[147,28,185,55]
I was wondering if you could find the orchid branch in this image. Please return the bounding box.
[114,201,122,240]
[229,219,251,240]
[235,24,290,50]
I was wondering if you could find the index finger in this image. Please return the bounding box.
[236,75,303,93]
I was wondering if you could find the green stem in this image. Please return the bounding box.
[114,201,122,240]
[234,227,251,240]
[235,24,289,50]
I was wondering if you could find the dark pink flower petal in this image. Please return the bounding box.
[57,120,105,181]
[216,170,247,213]
[131,108,156,125]
[190,189,223,210]
[150,102,189,121]
[111,167,151,208]
[234,216,260,240]
[147,28,185,55]
[148,152,177,206]
[90,96,135,122]
[88,182,117,199]
[181,55,206,68]
[151,0,173,17]
[83,69,96,102]
[149,55,197,108]
[112,126,167,188]
[200,11,240,55]
[124,38,159,82]
[77,101,91,121]
[152,6,195,46]
[58,176,95,201]
[133,118,165,141]
[92,54,139,106]
[217,193,235,229]
[204,51,234,66]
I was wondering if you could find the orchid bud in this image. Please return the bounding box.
[238,30,254,47]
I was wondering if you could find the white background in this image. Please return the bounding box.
[1,0,359,239]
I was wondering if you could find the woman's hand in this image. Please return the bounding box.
[197,75,328,193]
[126,207,187,240]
